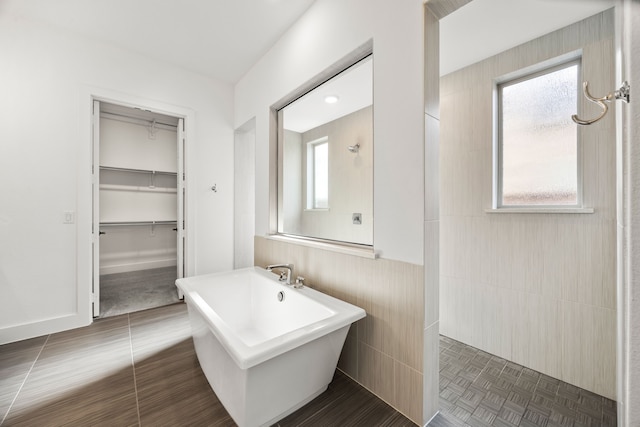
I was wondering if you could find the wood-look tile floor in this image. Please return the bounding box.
[2,303,616,427]
[0,303,414,427]
[431,336,617,427]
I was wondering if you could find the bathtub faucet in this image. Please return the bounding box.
[266,264,294,285]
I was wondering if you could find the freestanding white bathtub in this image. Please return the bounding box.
[175,266,366,427]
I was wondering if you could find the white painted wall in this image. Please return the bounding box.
[235,0,425,265]
[234,119,256,269]
[0,15,234,343]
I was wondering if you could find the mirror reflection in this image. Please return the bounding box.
[279,55,373,245]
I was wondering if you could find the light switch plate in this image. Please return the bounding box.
[63,211,75,224]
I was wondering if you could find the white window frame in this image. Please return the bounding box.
[306,136,329,210]
[491,56,591,213]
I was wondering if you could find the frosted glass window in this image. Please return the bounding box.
[307,138,328,209]
[499,62,579,206]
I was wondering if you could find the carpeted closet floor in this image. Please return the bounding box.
[99,266,180,318]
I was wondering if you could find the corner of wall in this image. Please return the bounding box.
[423,3,441,424]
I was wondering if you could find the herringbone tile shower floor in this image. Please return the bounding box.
[431,336,617,427]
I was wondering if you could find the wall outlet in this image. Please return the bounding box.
[352,213,362,225]
[63,211,75,224]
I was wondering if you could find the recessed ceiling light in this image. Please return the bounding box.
[324,95,339,104]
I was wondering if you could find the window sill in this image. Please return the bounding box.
[485,207,594,214]
[266,234,377,259]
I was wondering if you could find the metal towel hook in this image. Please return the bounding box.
[572,81,630,126]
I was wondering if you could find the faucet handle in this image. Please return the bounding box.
[278,271,287,281]
[293,276,305,288]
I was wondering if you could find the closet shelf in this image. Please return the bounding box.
[100,166,177,176]
[100,220,177,227]
[99,183,177,193]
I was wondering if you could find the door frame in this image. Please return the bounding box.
[91,99,187,317]
[616,1,639,424]
[91,100,101,317]
[78,87,196,321]
[91,100,187,317]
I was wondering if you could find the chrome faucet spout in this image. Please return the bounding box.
[266,264,294,285]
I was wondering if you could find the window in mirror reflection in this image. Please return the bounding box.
[278,54,373,246]
[307,137,329,209]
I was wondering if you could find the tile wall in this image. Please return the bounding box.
[254,236,424,424]
[439,10,617,399]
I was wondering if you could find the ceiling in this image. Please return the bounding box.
[283,56,372,134]
[0,0,317,84]
[440,0,616,76]
[2,0,617,89]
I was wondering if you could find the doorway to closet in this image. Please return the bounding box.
[92,101,185,318]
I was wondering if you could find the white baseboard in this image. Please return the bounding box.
[0,312,91,346]
[99,258,177,275]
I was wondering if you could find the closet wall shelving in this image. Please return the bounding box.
[98,103,180,275]
[99,167,177,226]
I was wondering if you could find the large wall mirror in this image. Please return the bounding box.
[278,55,373,246]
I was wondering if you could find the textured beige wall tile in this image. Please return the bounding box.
[390,263,424,370]
[602,220,616,310]
[491,216,514,290]
[337,322,359,379]
[488,287,516,358]
[439,150,455,218]
[439,276,473,344]
[439,218,454,277]
[540,218,562,300]
[581,129,616,223]
[423,322,439,424]
[467,282,490,351]
[511,293,563,380]
[471,77,493,151]
[438,275,455,339]
[425,220,439,328]
[357,258,392,355]
[439,10,616,398]
[425,115,440,222]
[358,342,395,405]
[360,260,425,371]
[394,361,423,425]
[475,217,493,286]
[581,40,616,133]
[556,218,580,304]
[561,301,616,399]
